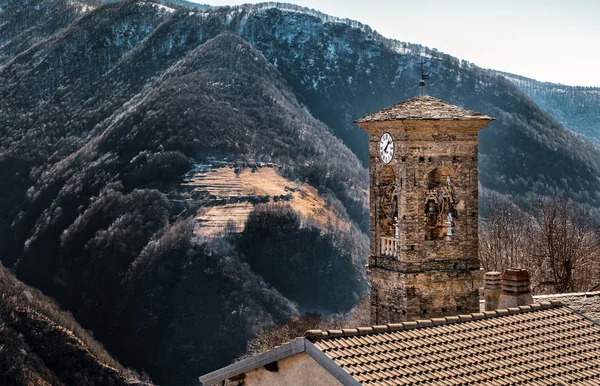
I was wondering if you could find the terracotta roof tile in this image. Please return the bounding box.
[356,96,494,123]
[532,291,600,324]
[305,303,600,385]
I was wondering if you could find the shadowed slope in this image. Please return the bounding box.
[4,32,365,386]
[0,264,151,386]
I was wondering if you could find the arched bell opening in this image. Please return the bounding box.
[378,165,398,256]
[378,165,397,236]
[425,167,457,241]
[427,167,454,189]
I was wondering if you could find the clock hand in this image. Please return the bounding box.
[384,140,392,153]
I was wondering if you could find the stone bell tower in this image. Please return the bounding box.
[356,96,494,324]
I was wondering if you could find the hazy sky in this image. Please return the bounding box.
[195,0,600,87]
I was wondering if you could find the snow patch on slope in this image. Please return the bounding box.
[153,3,175,13]
[68,1,96,13]
[138,1,175,14]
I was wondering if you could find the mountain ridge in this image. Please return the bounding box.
[498,70,600,145]
[213,2,600,153]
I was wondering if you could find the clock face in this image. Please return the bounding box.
[379,133,394,164]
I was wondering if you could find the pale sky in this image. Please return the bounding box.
[195,0,600,87]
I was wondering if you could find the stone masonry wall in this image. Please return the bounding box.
[362,120,489,323]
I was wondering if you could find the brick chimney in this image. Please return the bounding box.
[497,268,534,309]
[482,271,502,311]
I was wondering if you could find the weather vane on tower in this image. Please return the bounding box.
[418,56,430,95]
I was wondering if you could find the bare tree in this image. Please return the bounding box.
[479,197,534,272]
[241,297,370,359]
[531,198,599,294]
[480,196,600,295]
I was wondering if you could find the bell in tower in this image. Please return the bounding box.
[356,96,494,323]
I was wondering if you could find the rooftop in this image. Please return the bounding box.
[475,291,600,325]
[356,96,494,123]
[534,291,600,324]
[200,301,600,385]
[306,302,600,385]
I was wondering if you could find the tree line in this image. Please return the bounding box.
[480,196,600,294]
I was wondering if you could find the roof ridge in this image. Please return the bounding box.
[534,290,600,299]
[304,301,564,340]
[356,95,494,123]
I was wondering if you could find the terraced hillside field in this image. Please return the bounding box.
[183,163,353,237]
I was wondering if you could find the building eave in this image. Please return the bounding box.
[198,338,360,386]
[304,340,362,386]
[198,338,306,385]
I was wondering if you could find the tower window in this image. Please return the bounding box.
[419,156,425,162]
[378,166,397,242]
[425,167,457,241]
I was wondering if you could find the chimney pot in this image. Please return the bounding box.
[483,271,502,311]
[497,268,533,309]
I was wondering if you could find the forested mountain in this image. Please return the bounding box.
[0,1,366,384]
[0,264,150,386]
[0,0,99,62]
[1,0,600,385]
[102,0,211,8]
[500,72,600,145]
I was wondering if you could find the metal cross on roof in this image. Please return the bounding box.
[418,56,430,95]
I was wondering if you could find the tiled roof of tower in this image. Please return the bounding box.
[357,95,494,123]
[304,302,600,385]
